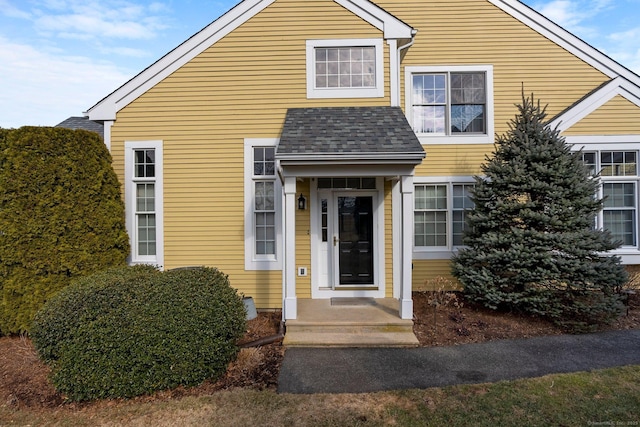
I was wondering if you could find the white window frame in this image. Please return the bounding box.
[577,145,640,252]
[413,176,476,260]
[306,38,384,99]
[568,138,640,263]
[405,65,494,145]
[244,138,282,270]
[124,140,164,268]
[602,181,637,247]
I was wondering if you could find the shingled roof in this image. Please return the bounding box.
[56,116,104,139]
[277,106,424,162]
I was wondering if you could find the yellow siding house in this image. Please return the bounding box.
[87,0,640,324]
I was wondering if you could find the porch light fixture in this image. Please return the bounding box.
[297,193,307,210]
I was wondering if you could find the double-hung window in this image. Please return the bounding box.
[244,139,282,270]
[414,180,475,256]
[253,147,277,256]
[125,141,163,266]
[406,65,493,144]
[583,150,638,247]
[306,39,384,99]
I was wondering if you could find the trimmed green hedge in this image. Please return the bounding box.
[31,266,247,401]
[0,126,129,334]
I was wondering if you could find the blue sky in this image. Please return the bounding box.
[0,0,639,129]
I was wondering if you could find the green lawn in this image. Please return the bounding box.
[2,365,639,427]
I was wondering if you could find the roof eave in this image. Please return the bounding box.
[277,152,426,166]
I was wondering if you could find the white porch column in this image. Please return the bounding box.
[283,176,297,320]
[400,175,414,319]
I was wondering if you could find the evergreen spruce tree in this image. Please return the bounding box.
[451,93,627,331]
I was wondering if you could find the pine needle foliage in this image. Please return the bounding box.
[0,127,129,334]
[451,93,627,331]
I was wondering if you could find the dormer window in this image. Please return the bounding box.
[306,39,384,99]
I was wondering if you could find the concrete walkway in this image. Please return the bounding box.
[277,329,640,394]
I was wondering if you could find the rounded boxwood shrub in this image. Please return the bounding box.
[31,265,247,401]
[0,126,129,335]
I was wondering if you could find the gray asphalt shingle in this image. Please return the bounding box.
[56,116,104,139]
[277,106,424,157]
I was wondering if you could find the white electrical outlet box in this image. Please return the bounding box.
[298,267,307,276]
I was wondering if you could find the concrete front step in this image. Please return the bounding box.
[285,321,415,335]
[283,331,420,348]
[283,298,420,347]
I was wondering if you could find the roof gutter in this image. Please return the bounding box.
[277,154,425,168]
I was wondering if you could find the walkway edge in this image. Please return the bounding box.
[277,329,640,394]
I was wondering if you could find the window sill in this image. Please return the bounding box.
[413,250,456,260]
[307,87,384,99]
[603,249,640,265]
[417,135,493,145]
[245,258,282,271]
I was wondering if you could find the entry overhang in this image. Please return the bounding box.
[277,106,423,321]
[276,106,425,169]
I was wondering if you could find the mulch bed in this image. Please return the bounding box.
[1,292,638,411]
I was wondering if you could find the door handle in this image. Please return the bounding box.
[333,236,339,247]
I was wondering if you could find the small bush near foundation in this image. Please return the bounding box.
[31,265,246,401]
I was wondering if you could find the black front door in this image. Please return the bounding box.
[337,195,374,285]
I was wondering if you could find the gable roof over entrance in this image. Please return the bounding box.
[277,107,425,164]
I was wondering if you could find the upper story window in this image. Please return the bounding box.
[314,46,376,89]
[405,65,494,144]
[306,39,384,99]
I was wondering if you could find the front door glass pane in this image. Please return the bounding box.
[337,196,374,285]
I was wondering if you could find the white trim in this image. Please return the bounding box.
[306,39,384,99]
[244,138,283,271]
[387,39,398,106]
[570,144,640,261]
[392,178,401,299]
[565,136,640,146]
[124,140,164,268]
[488,0,640,86]
[400,175,414,319]
[309,177,386,299]
[334,0,414,39]
[412,176,476,259]
[405,65,495,144]
[283,176,298,319]
[103,120,113,151]
[551,77,640,132]
[280,163,418,179]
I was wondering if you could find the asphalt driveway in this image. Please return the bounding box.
[277,329,640,394]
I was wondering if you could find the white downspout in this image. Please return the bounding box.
[392,34,416,107]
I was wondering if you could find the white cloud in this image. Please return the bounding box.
[100,46,153,58]
[605,27,640,74]
[30,0,169,40]
[35,13,159,39]
[534,0,612,35]
[0,37,133,128]
[531,0,640,73]
[0,0,31,19]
